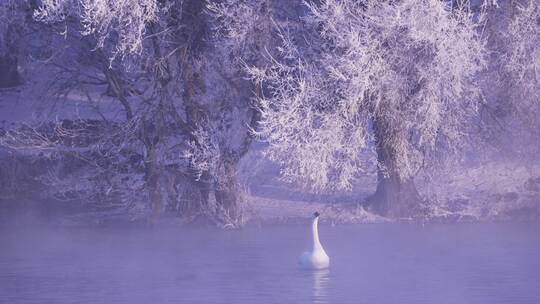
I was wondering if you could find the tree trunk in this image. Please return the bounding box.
[0,54,21,89]
[369,120,422,217]
[214,158,241,221]
[146,149,162,225]
[0,23,22,89]
[370,170,422,218]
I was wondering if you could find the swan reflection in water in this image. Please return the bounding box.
[312,269,330,303]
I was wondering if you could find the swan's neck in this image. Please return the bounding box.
[312,217,323,251]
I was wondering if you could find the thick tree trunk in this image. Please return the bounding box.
[173,166,240,225]
[370,171,422,218]
[146,148,162,225]
[0,54,21,89]
[369,120,422,217]
[214,158,240,220]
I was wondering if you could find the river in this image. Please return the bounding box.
[1,222,539,303]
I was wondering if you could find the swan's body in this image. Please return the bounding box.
[300,212,330,269]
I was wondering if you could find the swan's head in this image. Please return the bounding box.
[313,211,320,218]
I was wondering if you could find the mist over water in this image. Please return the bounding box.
[1,222,539,304]
[2,1,540,302]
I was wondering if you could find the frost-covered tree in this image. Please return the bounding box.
[505,0,539,101]
[250,0,486,217]
[34,0,160,62]
[479,0,540,158]
[503,0,540,149]
[18,0,282,225]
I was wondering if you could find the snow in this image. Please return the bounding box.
[419,161,540,221]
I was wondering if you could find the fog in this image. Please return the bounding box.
[1,222,539,303]
[1,0,540,302]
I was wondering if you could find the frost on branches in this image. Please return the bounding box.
[0,0,281,226]
[506,0,540,101]
[35,0,159,61]
[251,0,486,217]
[480,0,540,159]
[503,0,540,151]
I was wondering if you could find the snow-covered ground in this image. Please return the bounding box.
[419,161,540,221]
[242,165,540,225]
[244,196,387,225]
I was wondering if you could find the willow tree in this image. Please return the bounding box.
[28,0,280,225]
[250,0,486,217]
[503,0,540,153]
[505,0,539,99]
[479,0,540,158]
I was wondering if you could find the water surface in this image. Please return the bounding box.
[1,222,539,303]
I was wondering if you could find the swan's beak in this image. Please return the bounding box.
[313,211,320,218]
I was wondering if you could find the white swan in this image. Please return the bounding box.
[300,212,330,269]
